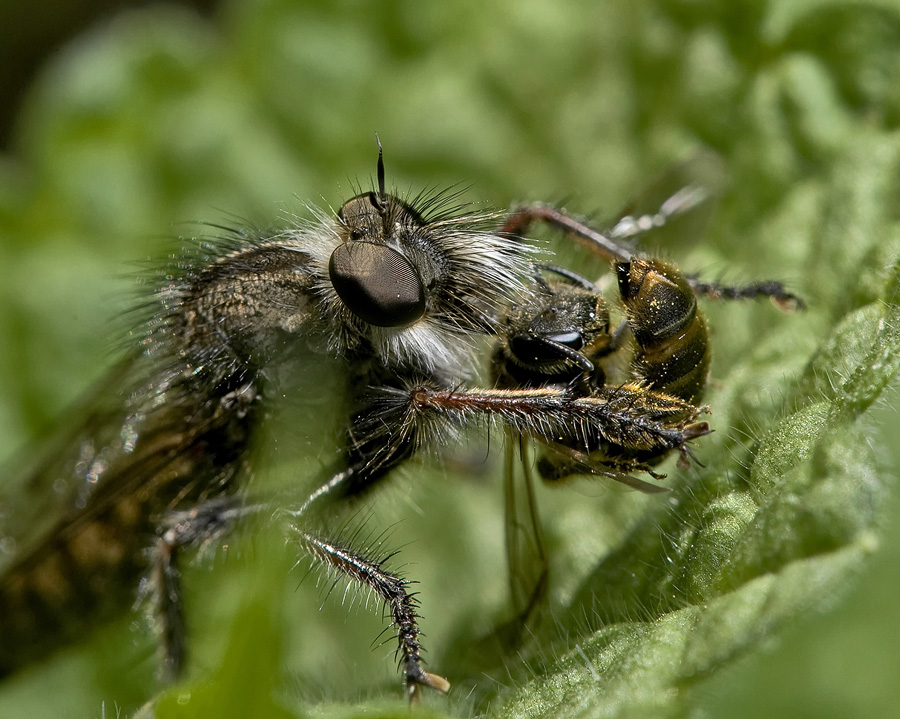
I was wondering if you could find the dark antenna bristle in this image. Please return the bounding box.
[375,133,385,198]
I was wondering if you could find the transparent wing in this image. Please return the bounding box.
[503,433,548,626]
[0,349,246,576]
[0,354,146,574]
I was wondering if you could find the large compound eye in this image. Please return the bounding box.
[329,241,426,327]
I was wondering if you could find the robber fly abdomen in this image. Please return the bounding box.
[0,373,260,677]
[0,250,280,677]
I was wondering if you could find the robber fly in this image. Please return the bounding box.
[0,142,532,694]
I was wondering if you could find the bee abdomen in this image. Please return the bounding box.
[618,258,710,404]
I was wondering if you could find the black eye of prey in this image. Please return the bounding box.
[329,242,426,328]
[509,330,584,365]
[545,331,583,349]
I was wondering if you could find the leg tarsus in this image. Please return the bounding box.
[687,276,805,312]
[298,532,449,699]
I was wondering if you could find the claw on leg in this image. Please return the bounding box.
[299,531,448,700]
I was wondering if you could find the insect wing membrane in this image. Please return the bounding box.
[503,436,548,622]
[0,334,269,676]
[0,354,149,575]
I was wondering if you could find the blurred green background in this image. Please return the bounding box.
[1,1,899,717]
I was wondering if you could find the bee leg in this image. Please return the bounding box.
[298,532,450,700]
[148,497,252,681]
[686,276,805,312]
[537,449,669,485]
[607,184,710,240]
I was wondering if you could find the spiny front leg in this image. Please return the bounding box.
[298,532,450,700]
[356,380,709,492]
[403,382,708,456]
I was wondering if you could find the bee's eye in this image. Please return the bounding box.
[509,331,583,365]
[545,331,583,350]
[329,241,426,328]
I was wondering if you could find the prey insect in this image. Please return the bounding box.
[484,190,803,627]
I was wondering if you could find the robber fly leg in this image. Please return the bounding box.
[502,184,710,261]
[291,391,422,520]
[291,466,357,518]
[298,532,450,700]
[290,453,409,519]
[148,497,258,681]
[501,204,634,263]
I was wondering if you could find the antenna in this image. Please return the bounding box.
[375,133,385,199]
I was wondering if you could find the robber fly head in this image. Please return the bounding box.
[308,145,534,374]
